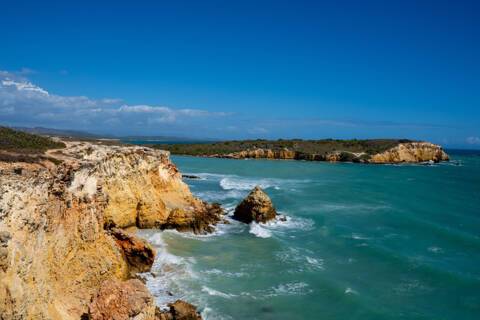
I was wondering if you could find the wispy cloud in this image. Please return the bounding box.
[0,70,229,135]
[466,136,480,145]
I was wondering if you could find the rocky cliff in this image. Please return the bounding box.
[368,142,449,163]
[0,141,219,319]
[212,142,449,164]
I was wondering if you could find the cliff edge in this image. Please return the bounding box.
[0,141,219,319]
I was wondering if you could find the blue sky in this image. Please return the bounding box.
[0,0,479,147]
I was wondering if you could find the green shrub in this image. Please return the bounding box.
[0,127,66,152]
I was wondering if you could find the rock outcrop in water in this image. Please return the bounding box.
[233,186,277,223]
[156,300,202,320]
[0,141,218,319]
[368,142,449,163]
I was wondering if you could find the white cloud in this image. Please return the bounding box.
[2,79,49,95]
[466,136,480,145]
[0,70,229,135]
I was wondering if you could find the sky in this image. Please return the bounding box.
[0,0,479,147]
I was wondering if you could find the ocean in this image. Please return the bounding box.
[137,150,480,320]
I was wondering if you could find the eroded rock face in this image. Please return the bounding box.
[89,279,156,320]
[233,186,276,223]
[368,142,449,163]
[163,202,224,234]
[0,141,212,319]
[110,228,156,276]
[219,147,295,160]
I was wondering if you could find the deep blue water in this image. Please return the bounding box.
[138,151,480,320]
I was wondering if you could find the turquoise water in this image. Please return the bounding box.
[138,151,480,320]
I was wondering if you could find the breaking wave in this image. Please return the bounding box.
[248,214,315,238]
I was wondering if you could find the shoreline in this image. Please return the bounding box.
[154,141,450,164]
[171,153,450,166]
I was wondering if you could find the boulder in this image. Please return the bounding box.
[155,300,202,320]
[233,186,276,223]
[162,202,223,234]
[110,228,156,275]
[89,279,156,320]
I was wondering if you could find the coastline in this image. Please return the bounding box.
[151,140,450,164]
[0,140,220,319]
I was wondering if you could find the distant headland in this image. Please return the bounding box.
[151,139,449,164]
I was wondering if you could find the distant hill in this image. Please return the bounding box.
[152,139,412,157]
[13,126,105,139]
[120,136,217,144]
[0,126,66,153]
[10,126,212,143]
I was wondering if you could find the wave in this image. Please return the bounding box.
[248,214,315,238]
[136,231,197,307]
[249,223,272,238]
[187,171,309,192]
[203,268,246,278]
[162,219,246,241]
[345,287,358,295]
[193,190,246,202]
[201,286,236,299]
[265,282,313,297]
[276,247,325,272]
[219,177,279,191]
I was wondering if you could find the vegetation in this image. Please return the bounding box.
[0,126,66,152]
[152,138,412,157]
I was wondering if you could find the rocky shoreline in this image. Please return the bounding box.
[0,141,222,319]
[207,142,449,164]
[153,140,449,164]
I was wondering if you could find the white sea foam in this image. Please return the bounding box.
[428,246,444,253]
[201,306,235,320]
[203,268,246,278]
[162,219,246,241]
[248,214,315,239]
[136,230,198,307]
[194,190,246,202]
[350,233,371,240]
[219,177,276,191]
[345,287,358,295]
[265,282,312,297]
[249,223,272,238]
[263,214,315,231]
[276,247,325,272]
[306,256,325,270]
[201,286,237,299]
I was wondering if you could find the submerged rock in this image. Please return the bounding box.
[182,174,201,180]
[233,186,277,223]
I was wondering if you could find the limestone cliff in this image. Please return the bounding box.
[219,147,296,160]
[0,141,217,319]
[368,142,449,163]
